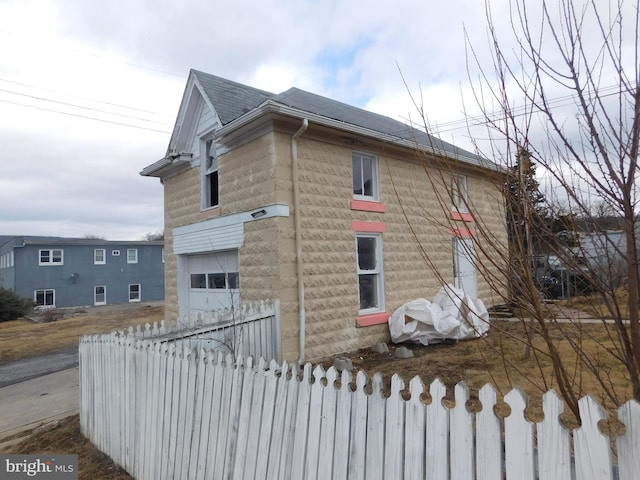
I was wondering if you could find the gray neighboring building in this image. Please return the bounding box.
[0,236,164,308]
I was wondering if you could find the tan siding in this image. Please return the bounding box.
[161,126,507,363]
[291,135,507,361]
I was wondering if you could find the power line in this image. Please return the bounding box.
[0,77,174,118]
[0,98,172,134]
[0,88,173,126]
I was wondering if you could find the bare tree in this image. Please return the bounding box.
[456,0,640,415]
[396,0,639,420]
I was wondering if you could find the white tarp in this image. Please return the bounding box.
[389,284,490,345]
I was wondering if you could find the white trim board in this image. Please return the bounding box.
[172,203,289,254]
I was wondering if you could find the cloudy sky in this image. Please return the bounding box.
[0,0,566,240]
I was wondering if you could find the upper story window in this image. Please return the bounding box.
[202,138,219,209]
[94,249,106,265]
[352,152,379,201]
[39,249,63,265]
[127,248,138,264]
[452,174,469,214]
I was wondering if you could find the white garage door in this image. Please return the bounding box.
[187,250,240,315]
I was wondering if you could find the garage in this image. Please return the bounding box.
[186,250,240,316]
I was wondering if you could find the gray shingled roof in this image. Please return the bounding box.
[272,87,481,163]
[191,70,275,125]
[191,70,488,166]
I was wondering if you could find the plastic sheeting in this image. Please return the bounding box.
[389,284,490,345]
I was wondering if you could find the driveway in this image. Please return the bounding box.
[0,350,80,446]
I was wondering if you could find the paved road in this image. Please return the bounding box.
[0,367,79,441]
[0,347,79,388]
[0,350,80,444]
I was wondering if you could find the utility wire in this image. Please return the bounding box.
[0,77,174,118]
[0,98,172,134]
[0,88,173,126]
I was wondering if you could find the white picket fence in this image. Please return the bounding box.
[124,299,280,362]
[79,327,640,480]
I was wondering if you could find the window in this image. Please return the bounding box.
[352,152,379,200]
[112,250,120,256]
[356,233,384,313]
[203,139,219,208]
[39,249,63,265]
[452,174,468,214]
[207,272,240,289]
[34,289,55,307]
[129,284,141,302]
[94,249,106,264]
[94,286,106,305]
[190,273,207,289]
[127,248,138,264]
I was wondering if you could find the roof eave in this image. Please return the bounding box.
[215,100,500,172]
[140,153,193,178]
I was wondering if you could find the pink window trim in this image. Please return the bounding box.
[450,211,473,222]
[357,312,391,327]
[351,199,387,213]
[351,220,387,232]
[450,228,476,238]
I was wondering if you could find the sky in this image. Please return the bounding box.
[2,0,627,240]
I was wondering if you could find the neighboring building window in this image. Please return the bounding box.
[94,286,106,305]
[203,139,219,208]
[129,284,141,302]
[356,233,385,313]
[39,249,63,265]
[352,152,379,201]
[161,248,165,263]
[452,174,469,213]
[127,248,138,264]
[112,250,120,256]
[94,249,106,264]
[34,289,55,307]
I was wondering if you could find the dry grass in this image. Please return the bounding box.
[333,319,633,426]
[6,416,132,480]
[0,303,164,363]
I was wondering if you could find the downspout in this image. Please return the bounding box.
[292,118,309,364]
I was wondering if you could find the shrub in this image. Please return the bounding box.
[0,287,34,322]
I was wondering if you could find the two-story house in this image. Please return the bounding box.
[141,70,507,362]
[0,236,164,308]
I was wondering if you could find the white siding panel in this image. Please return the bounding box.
[174,223,243,254]
[189,104,217,154]
[173,204,289,255]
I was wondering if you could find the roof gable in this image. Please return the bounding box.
[192,70,274,126]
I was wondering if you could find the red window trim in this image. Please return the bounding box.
[450,228,476,238]
[357,312,391,327]
[352,220,387,232]
[351,199,387,213]
[450,211,473,222]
